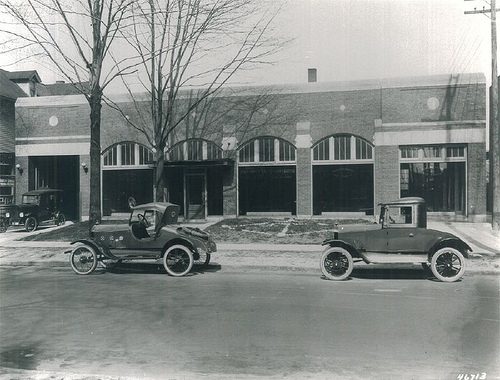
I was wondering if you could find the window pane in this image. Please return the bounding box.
[187,140,202,160]
[103,146,117,166]
[313,139,329,161]
[355,138,373,160]
[446,146,465,158]
[207,142,222,160]
[121,143,135,165]
[334,136,350,160]
[400,147,419,159]
[423,147,441,158]
[400,162,465,212]
[259,137,275,162]
[279,140,295,161]
[239,141,255,162]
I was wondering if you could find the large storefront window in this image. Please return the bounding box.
[400,162,465,212]
[238,137,296,215]
[400,145,466,212]
[312,134,374,214]
[102,142,154,214]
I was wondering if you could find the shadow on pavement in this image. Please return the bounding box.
[98,262,221,275]
[350,266,431,280]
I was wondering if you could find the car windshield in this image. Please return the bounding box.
[131,209,161,229]
[22,195,39,205]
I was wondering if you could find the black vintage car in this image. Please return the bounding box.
[68,202,217,277]
[2,189,66,232]
[320,197,472,282]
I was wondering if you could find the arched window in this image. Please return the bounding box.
[102,142,154,167]
[238,137,296,164]
[312,135,373,163]
[167,139,222,161]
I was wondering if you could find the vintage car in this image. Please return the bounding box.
[2,188,66,232]
[68,202,217,276]
[320,197,471,282]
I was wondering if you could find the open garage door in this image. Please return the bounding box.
[103,169,153,214]
[29,156,80,220]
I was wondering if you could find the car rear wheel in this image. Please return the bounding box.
[320,247,354,281]
[430,247,465,282]
[69,244,98,275]
[163,245,193,277]
[24,217,38,232]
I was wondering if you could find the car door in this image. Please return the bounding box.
[115,209,163,257]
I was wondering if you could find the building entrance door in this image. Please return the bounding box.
[185,170,206,219]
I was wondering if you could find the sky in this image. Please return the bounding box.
[0,0,496,89]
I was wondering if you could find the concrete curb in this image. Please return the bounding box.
[1,251,498,275]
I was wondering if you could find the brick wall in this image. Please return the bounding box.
[467,143,487,216]
[14,156,29,202]
[296,148,312,216]
[374,145,400,207]
[382,82,485,123]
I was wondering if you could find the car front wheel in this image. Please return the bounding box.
[24,217,38,232]
[163,245,193,277]
[69,244,98,275]
[320,247,354,281]
[430,247,465,282]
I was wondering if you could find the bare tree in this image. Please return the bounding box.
[0,0,137,226]
[109,0,282,201]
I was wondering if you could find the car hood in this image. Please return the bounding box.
[92,223,129,233]
[6,204,39,214]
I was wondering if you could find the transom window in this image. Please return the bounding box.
[238,137,296,165]
[400,145,466,162]
[102,142,153,168]
[312,135,373,163]
[168,139,222,161]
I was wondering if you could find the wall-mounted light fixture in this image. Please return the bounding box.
[16,163,23,175]
[81,162,88,174]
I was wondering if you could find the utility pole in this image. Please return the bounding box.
[465,0,499,233]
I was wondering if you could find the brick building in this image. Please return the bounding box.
[0,70,27,212]
[12,72,487,221]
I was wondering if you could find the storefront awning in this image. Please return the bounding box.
[163,158,234,167]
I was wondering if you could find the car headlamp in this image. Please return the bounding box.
[19,212,24,218]
[5,212,9,218]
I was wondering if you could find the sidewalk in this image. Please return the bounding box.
[0,221,498,274]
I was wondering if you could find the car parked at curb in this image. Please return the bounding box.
[320,197,471,282]
[68,202,216,276]
[1,188,66,233]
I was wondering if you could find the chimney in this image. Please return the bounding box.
[308,68,317,83]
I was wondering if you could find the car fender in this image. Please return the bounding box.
[428,237,472,259]
[322,239,368,263]
[67,239,112,258]
[162,238,196,254]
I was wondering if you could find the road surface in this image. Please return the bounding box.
[0,265,498,379]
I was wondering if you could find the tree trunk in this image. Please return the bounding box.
[155,148,165,202]
[89,92,102,228]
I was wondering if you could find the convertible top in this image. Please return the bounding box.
[131,202,180,225]
[131,202,176,213]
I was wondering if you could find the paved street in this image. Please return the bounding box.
[0,266,498,379]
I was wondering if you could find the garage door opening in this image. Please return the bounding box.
[28,155,80,220]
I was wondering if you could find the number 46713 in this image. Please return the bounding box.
[457,374,486,380]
